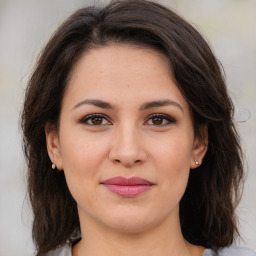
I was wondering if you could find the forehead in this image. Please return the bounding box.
[63,44,188,111]
[69,44,172,82]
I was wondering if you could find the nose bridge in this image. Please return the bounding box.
[109,121,147,166]
[118,121,137,148]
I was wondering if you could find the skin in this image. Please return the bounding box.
[45,44,207,256]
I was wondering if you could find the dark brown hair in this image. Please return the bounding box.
[21,0,244,255]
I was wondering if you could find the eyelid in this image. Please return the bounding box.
[144,113,176,126]
[77,113,175,127]
[78,113,112,126]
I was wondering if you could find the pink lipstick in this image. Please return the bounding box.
[101,176,154,197]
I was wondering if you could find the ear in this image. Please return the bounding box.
[45,122,63,170]
[190,125,208,169]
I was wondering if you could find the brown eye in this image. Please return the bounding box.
[91,116,104,125]
[146,114,175,126]
[79,114,111,126]
[152,116,164,125]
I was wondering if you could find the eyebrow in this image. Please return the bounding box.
[72,98,183,112]
[73,99,114,110]
[139,99,183,112]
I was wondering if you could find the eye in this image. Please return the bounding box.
[145,114,175,126]
[78,114,111,126]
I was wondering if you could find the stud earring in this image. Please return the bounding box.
[194,159,199,165]
[52,163,56,169]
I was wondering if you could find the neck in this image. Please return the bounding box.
[74,208,198,256]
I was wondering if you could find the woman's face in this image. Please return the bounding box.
[46,44,207,233]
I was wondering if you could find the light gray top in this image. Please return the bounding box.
[47,244,256,256]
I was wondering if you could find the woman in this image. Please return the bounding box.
[21,0,256,255]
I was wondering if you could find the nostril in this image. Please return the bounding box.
[113,158,142,167]
[109,146,147,166]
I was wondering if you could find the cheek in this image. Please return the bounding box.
[153,133,193,172]
[60,127,107,171]
[59,129,108,200]
[150,132,193,196]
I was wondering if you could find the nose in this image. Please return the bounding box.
[109,124,147,168]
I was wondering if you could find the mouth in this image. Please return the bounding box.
[101,176,155,197]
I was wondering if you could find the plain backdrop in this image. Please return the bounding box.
[0,0,255,255]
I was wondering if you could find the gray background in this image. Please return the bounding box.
[0,0,255,255]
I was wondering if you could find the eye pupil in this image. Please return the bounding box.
[92,117,103,125]
[152,117,163,125]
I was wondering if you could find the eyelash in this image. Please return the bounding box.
[78,113,176,127]
[145,114,176,126]
[78,114,111,126]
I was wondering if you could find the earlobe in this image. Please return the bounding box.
[45,122,63,170]
[190,125,208,169]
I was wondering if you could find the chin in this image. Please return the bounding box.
[101,209,162,233]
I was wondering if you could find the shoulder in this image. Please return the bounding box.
[45,244,256,256]
[45,243,72,256]
[203,246,256,256]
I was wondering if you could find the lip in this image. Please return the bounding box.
[101,176,154,197]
